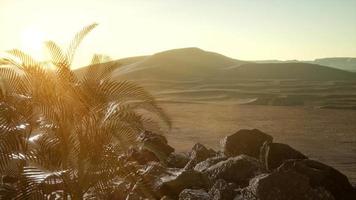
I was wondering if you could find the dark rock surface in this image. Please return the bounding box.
[194,156,228,172]
[179,189,212,200]
[236,170,335,200]
[278,159,356,200]
[260,142,307,171]
[111,129,355,200]
[156,169,210,197]
[208,179,237,200]
[221,129,273,158]
[137,131,175,160]
[203,155,261,187]
[184,143,216,170]
[166,152,190,168]
[127,147,160,165]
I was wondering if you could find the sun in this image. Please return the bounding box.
[21,26,46,60]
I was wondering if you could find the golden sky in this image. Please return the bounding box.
[1,0,356,68]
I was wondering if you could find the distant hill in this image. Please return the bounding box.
[255,57,356,72]
[112,47,248,81]
[311,57,356,72]
[220,63,356,81]
[77,48,356,82]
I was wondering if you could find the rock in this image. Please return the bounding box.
[189,143,216,160]
[237,170,335,200]
[156,169,210,197]
[130,180,157,199]
[139,162,170,180]
[160,196,175,200]
[179,189,212,200]
[194,156,228,172]
[221,129,273,158]
[107,180,131,200]
[278,159,356,200]
[126,147,160,165]
[137,131,175,160]
[184,143,216,170]
[166,152,190,168]
[260,142,307,171]
[204,155,261,187]
[209,179,237,200]
[138,130,168,144]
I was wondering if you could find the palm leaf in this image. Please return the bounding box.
[66,23,98,66]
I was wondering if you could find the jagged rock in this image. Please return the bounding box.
[126,147,160,165]
[194,156,228,172]
[189,143,216,160]
[139,162,170,181]
[156,169,210,197]
[166,152,190,168]
[236,170,335,200]
[278,159,356,200]
[137,131,175,160]
[184,143,216,170]
[209,179,237,200]
[179,189,212,200]
[204,155,261,187]
[130,180,157,199]
[260,142,307,171]
[221,129,273,158]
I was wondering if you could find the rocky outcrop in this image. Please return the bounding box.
[208,179,238,200]
[184,143,216,170]
[278,159,356,200]
[112,129,355,200]
[156,169,210,197]
[126,147,160,165]
[236,170,335,200]
[221,129,273,158]
[179,189,212,200]
[137,131,175,160]
[166,152,190,168]
[194,156,227,172]
[260,142,307,171]
[203,155,261,187]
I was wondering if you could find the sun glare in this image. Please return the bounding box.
[21,26,46,60]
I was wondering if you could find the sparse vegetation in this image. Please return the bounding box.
[0,24,169,199]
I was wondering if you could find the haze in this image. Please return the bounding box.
[1,0,356,67]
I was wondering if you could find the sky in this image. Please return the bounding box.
[0,0,356,67]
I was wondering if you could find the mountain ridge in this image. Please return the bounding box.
[76,47,356,81]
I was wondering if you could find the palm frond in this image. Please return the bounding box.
[44,41,68,66]
[66,23,98,65]
[6,49,40,68]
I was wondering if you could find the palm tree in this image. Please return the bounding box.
[0,24,170,199]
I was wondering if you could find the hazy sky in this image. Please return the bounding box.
[1,0,355,67]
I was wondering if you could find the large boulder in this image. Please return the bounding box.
[209,179,238,200]
[194,156,228,172]
[221,129,273,158]
[137,131,175,160]
[260,142,307,171]
[156,169,211,197]
[126,147,160,165]
[166,152,190,168]
[184,143,216,170]
[179,189,212,200]
[236,170,335,200]
[204,155,261,187]
[278,159,356,200]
